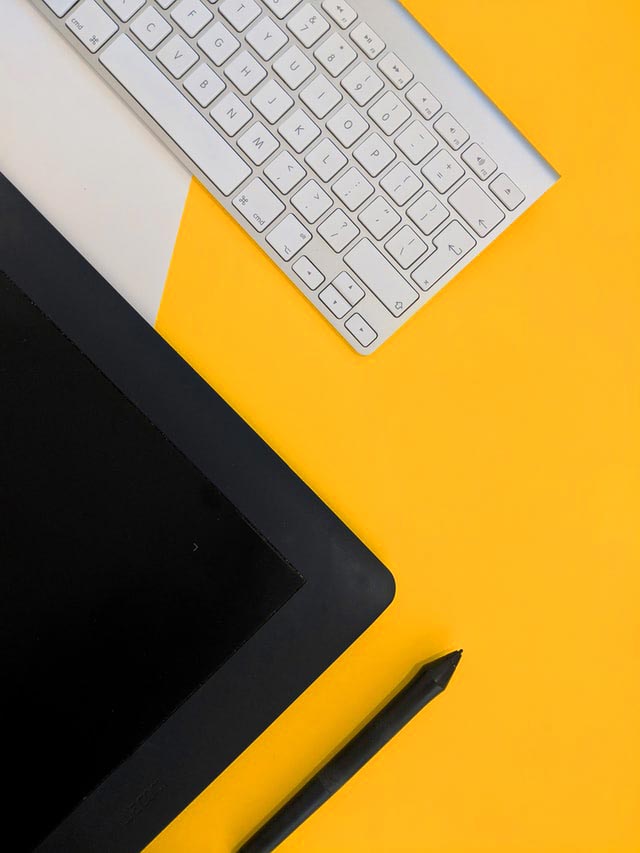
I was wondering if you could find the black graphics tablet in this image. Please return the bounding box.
[0,172,395,853]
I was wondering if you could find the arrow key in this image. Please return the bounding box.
[293,256,325,289]
[345,313,378,348]
[319,284,351,318]
[448,179,505,237]
[411,220,476,291]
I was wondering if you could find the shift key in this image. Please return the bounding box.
[411,221,476,291]
[344,239,418,317]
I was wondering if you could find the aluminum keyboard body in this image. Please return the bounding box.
[30,0,559,353]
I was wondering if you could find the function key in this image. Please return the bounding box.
[433,112,469,150]
[321,0,357,29]
[350,22,385,59]
[461,143,497,181]
[378,52,414,90]
[406,82,441,120]
[489,173,526,211]
[345,313,378,348]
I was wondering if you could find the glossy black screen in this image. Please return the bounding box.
[0,272,303,851]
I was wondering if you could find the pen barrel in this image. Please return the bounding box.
[237,654,460,853]
[237,777,332,853]
[317,669,444,793]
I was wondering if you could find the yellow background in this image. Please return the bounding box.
[147,1,640,850]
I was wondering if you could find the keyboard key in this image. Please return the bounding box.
[385,225,428,269]
[198,21,240,66]
[448,179,505,237]
[489,173,525,210]
[368,91,411,136]
[319,284,350,318]
[157,34,198,78]
[44,0,78,17]
[130,7,172,50]
[378,52,413,89]
[251,79,293,124]
[380,162,422,206]
[287,5,330,48]
[318,210,360,253]
[395,120,437,165]
[273,46,315,89]
[100,35,251,194]
[345,239,418,316]
[262,0,303,19]
[279,108,321,152]
[237,121,279,164]
[266,214,311,260]
[293,256,325,289]
[411,220,476,290]
[461,143,497,181]
[421,149,464,193]
[332,271,364,305]
[264,150,307,193]
[184,63,225,107]
[350,22,385,60]
[219,0,260,32]
[326,103,368,147]
[170,0,212,36]
[321,0,357,28]
[225,51,267,94]
[345,313,377,347]
[305,138,347,182]
[353,133,395,177]
[407,190,449,235]
[300,74,342,119]
[406,82,441,120]
[291,179,333,223]
[332,167,374,211]
[104,0,144,23]
[66,0,117,53]
[246,17,288,61]
[210,91,252,135]
[341,63,384,107]
[233,178,285,232]
[314,33,356,77]
[358,196,400,239]
[434,112,469,150]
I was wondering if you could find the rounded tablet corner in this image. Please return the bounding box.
[368,558,397,616]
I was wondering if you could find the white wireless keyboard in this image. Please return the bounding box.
[33,0,558,354]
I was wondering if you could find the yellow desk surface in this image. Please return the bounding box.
[147,2,640,850]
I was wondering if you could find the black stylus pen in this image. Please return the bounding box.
[237,650,462,853]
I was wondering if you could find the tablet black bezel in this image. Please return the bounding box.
[0,173,395,853]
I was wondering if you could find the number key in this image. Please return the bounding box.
[314,32,357,77]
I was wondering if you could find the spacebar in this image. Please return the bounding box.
[99,35,251,196]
